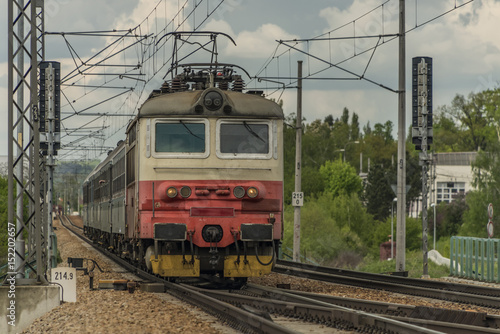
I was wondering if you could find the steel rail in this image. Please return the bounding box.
[273,262,500,309]
[276,259,500,297]
[193,285,444,334]
[243,284,500,333]
[273,286,500,329]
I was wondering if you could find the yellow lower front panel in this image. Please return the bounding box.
[224,255,273,277]
[150,255,200,277]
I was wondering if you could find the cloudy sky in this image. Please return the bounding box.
[1,0,499,160]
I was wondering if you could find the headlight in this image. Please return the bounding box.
[166,187,178,198]
[180,186,191,198]
[204,91,223,111]
[233,186,245,198]
[247,187,259,198]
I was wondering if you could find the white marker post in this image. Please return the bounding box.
[51,268,77,302]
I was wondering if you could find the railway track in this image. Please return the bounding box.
[60,216,499,333]
[274,259,500,309]
[239,284,500,333]
[59,215,295,333]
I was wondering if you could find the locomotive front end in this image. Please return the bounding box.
[130,72,284,280]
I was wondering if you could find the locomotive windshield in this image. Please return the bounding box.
[219,121,269,155]
[155,121,205,153]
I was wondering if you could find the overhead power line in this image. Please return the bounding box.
[254,0,477,99]
[48,0,228,160]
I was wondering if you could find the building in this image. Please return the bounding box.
[408,152,477,217]
[432,152,477,204]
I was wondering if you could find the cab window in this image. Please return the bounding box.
[217,120,272,159]
[155,121,205,153]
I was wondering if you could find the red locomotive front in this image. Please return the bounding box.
[126,83,284,279]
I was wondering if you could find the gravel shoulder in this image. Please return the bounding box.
[21,217,237,334]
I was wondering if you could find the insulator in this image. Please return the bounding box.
[160,82,170,93]
[232,78,244,92]
[218,82,229,90]
[171,77,183,92]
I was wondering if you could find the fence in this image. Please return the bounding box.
[450,236,500,282]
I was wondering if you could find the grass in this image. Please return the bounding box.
[358,250,451,279]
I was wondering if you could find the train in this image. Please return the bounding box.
[82,49,284,282]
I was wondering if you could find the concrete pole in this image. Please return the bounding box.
[396,0,407,273]
[359,152,362,174]
[432,203,436,250]
[293,61,303,262]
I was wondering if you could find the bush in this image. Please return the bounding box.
[282,192,372,265]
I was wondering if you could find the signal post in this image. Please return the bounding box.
[412,56,433,278]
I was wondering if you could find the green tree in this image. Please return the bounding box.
[351,112,360,141]
[282,192,372,265]
[364,164,394,221]
[438,194,467,238]
[362,122,397,166]
[330,192,373,243]
[303,119,337,168]
[363,121,372,136]
[431,109,463,152]
[460,191,490,237]
[324,114,334,127]
[319,159,362,198]
[405,149,424,206]
[372,121,394,144]
[341,107,349,125]
[460,139,500,236]
[301,166,325,197]
[441,90,497,151]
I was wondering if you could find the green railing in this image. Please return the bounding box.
[450,236,500,283]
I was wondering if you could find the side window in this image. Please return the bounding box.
[127,146,135,185]
[217,120,271,159]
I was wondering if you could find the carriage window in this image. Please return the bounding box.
[155,122,205,153]
[219,122,269,154]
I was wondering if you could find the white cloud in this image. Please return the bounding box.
[113,0,189,33]
[224,23,299,59]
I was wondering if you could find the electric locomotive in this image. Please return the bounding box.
[82,41,283,281]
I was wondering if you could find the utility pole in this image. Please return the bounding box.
[396,0,406,273]
[293,61,303,262]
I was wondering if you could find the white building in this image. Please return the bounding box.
[432,152,477,204]
[408,152,477,217]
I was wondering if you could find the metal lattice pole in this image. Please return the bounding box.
[8,0,47,284]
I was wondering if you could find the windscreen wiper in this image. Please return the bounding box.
[243,121,265,143]
[179,120,204,141]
